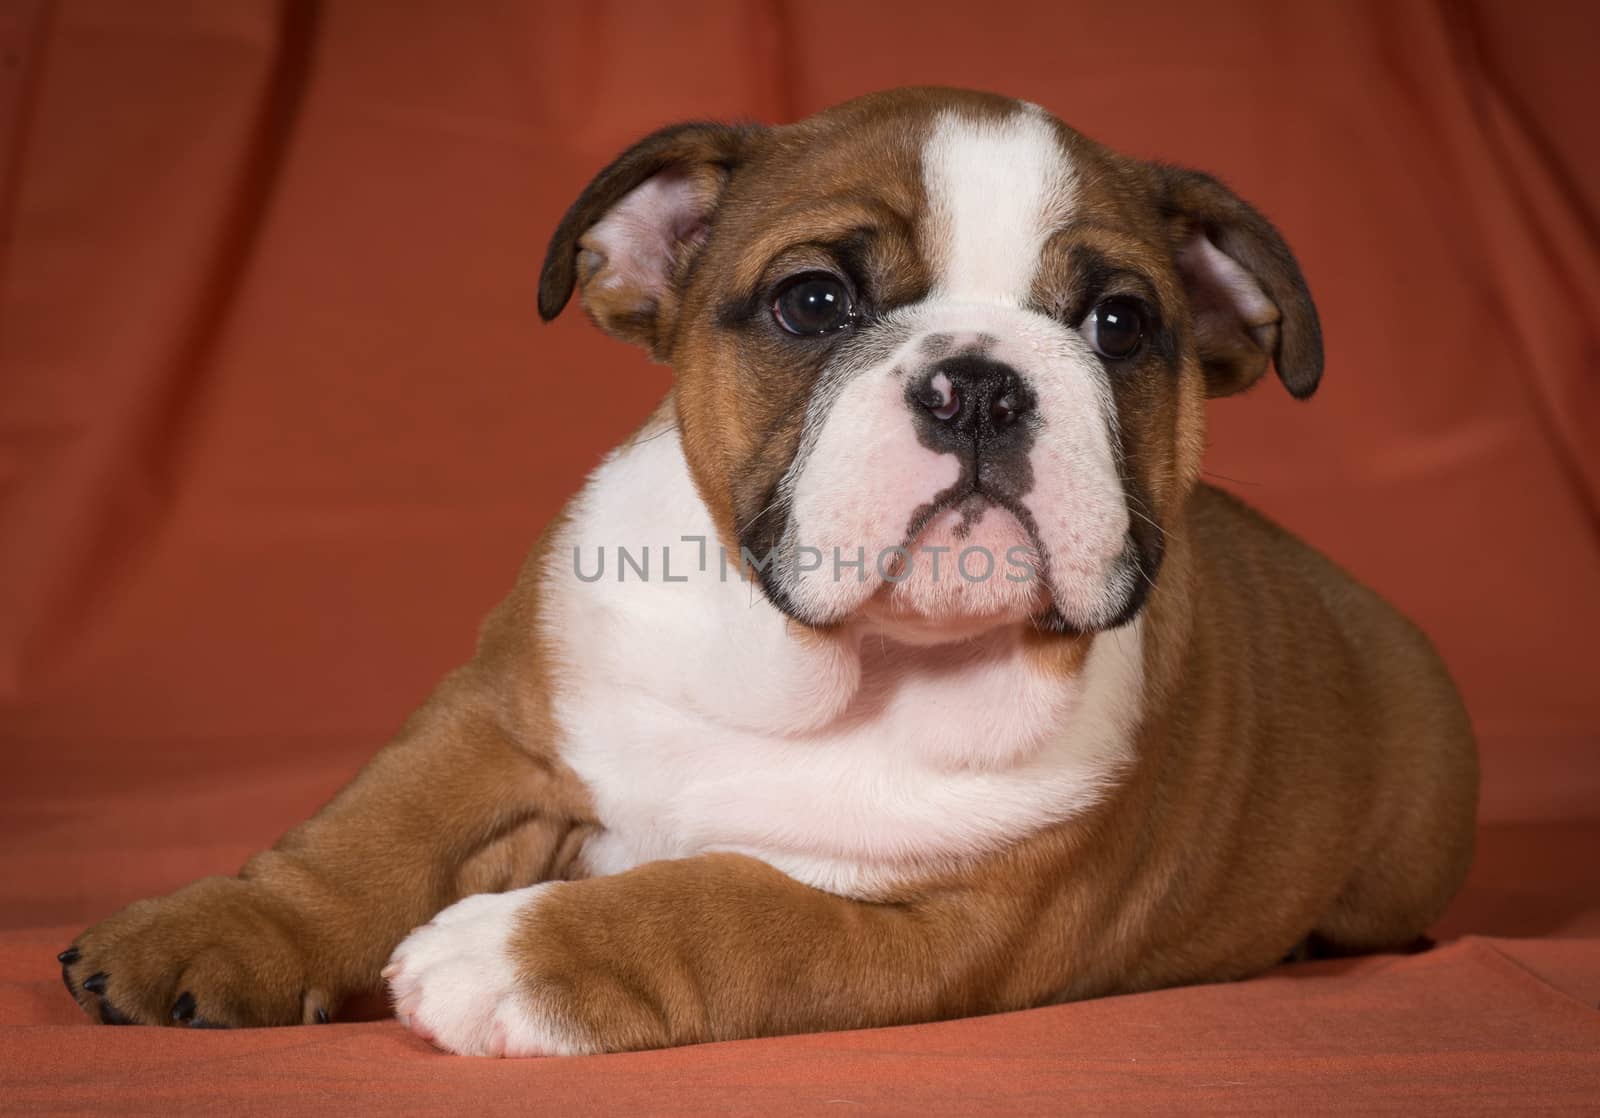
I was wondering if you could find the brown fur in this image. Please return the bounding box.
[63,89,1476,1048]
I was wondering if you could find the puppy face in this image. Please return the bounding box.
[540,89,1321,635]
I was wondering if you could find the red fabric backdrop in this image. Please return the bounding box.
[2,1,1597,1112]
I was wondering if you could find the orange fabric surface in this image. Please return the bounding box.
[2,0,1597,1112]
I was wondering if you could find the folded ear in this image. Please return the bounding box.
[1160,167,1324,399]
[538,122,757,356]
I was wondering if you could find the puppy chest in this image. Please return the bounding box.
[550,630,1141,897]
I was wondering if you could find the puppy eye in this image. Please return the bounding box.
[772,273,855,336]
[1083,297,1144,360]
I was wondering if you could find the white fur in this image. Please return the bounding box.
[782,368,962,621]
[923,108,1076,303]
[546,428,1143,899]
[386,885,589,1057]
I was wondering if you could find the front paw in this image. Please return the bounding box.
[384,885,590,1057]
[61,877,324,1028]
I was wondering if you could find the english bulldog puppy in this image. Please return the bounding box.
[61,88,1477,1055]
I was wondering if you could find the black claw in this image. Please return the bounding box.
[171,991,197,1023]
[314,1007,330,1024]
[99,999,134,1026]
[57,947,80,965]
[82,972,108,996]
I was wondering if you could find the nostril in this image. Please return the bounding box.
[918,372,961,422]
[991,394,1019,427]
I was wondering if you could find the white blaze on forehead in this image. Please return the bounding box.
[922,107,1077,303]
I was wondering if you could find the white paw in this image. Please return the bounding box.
[384,883,585,1057]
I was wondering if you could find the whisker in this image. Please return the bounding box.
[1202,468,1259,486]
[1116,479,1179,544]
[1126,504,1175,542]
[735,492,785,537]
[629,424,677,448]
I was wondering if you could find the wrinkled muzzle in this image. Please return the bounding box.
[746,300,1143,633]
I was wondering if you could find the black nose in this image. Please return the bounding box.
[909,355,1034,439]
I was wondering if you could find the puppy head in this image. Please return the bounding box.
[539,89,1322,637]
